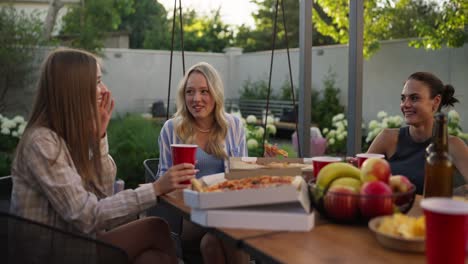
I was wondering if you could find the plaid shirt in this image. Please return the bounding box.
[10,127,157,236]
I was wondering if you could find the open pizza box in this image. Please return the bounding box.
[183,170,311,212]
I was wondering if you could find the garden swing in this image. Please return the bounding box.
[144,0,301,261]
[162,0,301,157]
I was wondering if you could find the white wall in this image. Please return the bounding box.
[5,40,467,132]
[99,40,468,131]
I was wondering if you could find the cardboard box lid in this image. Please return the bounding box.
[191,203,315,231]
[183,172,311,212]
[228,157,308,174]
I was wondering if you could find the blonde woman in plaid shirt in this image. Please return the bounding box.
[10,48,193,264]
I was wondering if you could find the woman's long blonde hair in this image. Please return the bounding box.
[15,48,103,188]
[174,62,228,159]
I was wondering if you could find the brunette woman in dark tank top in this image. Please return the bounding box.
[366,72,468,194]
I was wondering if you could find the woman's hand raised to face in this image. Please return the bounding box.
[98,90,115,138]
[153,163,197,196]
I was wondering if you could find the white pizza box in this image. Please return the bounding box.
[183,171,311,211]
[191,203,315,231]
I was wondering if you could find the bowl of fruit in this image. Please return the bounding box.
[309,158,416,224]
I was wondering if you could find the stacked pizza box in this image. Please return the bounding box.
[183,157,315,231]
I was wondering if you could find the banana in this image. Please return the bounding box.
[316,162,361,191]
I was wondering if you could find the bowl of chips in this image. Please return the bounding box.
[368,214,425,253]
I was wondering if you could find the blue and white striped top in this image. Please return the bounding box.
[156,113,247,177]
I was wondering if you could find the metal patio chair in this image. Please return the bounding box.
[143,158,184,259]
[0,211,129,264]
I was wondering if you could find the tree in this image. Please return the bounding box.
[169,8,234,52]
[0,6,44,112]
[234,0,335,52]
[43,0,64,41]
[313,0,468,57]
[60,0,134,52]
[119,0,170,49]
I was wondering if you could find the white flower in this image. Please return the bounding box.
[255,127,265,138]
[329,138,336,145]
[368,120,379,130]
[337,134,344,141]
[322,128,329,135]
[266,115,275,124]
[377,111,388,119]
[448,110,460,121]
[328,130,336,137]
[17,123,26,136]
[12,131,18,137]
[332,113,345,122]
[246,115,257,124]
[266,124,276,135]
[247,138,259,149]
[13,115,25,123]
[393,116,403,127]
[240,117,246,125]
[1,127,10,135]
[1,119,16,129]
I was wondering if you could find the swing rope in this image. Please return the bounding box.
[262,0,300,157]
[165,0,186,121]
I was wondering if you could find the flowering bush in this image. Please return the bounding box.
[365,111,403,144]
[0,114,27,176]
[243,115,276,157]
[448,110,468,142]
[322,113,348,155]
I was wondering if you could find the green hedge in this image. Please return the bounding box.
[107,114,162,189]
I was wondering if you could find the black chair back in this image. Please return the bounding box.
[143,158,184,258]
[0,211,129,264]
[0,176,12,212]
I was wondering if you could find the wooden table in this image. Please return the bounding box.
[159,193,458,264]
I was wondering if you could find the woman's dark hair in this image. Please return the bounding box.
[407,72,459,110]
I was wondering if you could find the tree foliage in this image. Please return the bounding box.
[119,0,170,49]
[234,0,335,52]
[313,0,468,57]
[60,0,134,52]
[168,8,234,52]
[0,6,44,112]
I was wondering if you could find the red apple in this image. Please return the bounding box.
[389,175,414,206]
[389,175,412,193]
[359,181,393,219]
[324,186,359,221]
[360,158,391,183]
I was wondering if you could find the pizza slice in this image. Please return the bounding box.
[199,175,302,193]
[264,144,289,157]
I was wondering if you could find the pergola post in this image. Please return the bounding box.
[298,0,312,157]
[347,0,364,156]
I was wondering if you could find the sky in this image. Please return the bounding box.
[158,0,258,27]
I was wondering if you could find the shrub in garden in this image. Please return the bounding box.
[244,115,276,157]
[0,114,27,176]
[107,114,161,189]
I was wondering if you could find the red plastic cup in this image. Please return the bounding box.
[171,144,197,184]
[311,156,343,179]
[356,153,385,168]
[421,198,468,264]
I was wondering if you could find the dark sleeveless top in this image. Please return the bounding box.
[388,127,431,195]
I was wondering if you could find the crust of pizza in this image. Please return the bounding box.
[191,178,205,192]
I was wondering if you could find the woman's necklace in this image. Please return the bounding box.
[195,126,212,133]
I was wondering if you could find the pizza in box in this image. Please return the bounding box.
[191,175,303,193]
